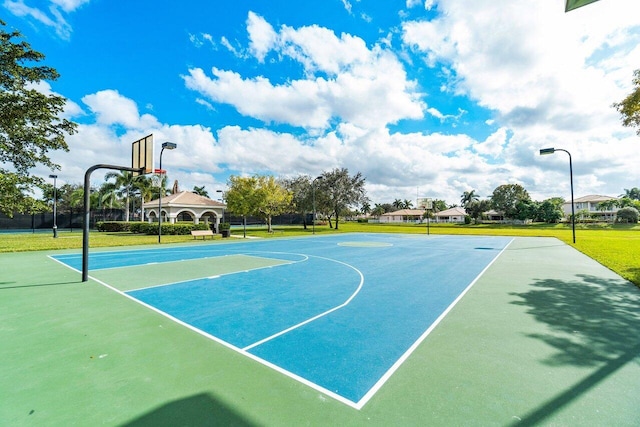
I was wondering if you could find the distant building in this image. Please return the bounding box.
[434,207,467,223]
[564,195,619,221]
[378,209,426,223]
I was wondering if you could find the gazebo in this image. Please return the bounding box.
[143,191,226,230]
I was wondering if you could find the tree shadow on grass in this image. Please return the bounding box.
[122,392,258,427]
[509,274,640,425]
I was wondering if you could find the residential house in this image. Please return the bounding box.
[434,207,467,223]
[379,209,426,223]
[564,195,619,221]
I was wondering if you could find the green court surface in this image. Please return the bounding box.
[1,236,639,425]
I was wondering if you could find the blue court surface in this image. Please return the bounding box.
[53,233,513,408]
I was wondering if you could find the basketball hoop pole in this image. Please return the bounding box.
[82,164,143,282]
[158,142,177,243]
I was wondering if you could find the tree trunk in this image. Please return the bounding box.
[267,216,272,233]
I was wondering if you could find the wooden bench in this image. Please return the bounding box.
[191,229,215,240]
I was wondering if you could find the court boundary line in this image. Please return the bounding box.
[353,237,515,409]
[49,250,366,409]
[47,234,515,410]
[125,253,309,293]
[242,254,364,351]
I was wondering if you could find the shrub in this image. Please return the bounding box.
[616,207,639,223]
[96,221,131,232]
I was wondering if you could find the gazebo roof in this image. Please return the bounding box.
[143,191,226,208]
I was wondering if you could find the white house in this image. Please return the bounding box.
[563,195,619,221]
[143,191,226,228]
[434,207,467,223]
[379,209,426,223]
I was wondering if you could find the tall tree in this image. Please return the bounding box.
[0,21,77,215]
[460,190,479,208]
[225,175,261,238]
[282,175,313,229]
[193,185,209,198]
[104,171,137,221]
[621,187,640,200]
[613,69,640,135]
[490,184,531,220]
[255,176,292,233]
[316,168,367,230]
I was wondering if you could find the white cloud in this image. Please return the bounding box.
[185,13,425,131]
[246,11,277,62]
[3,0,88,39]
[81,90,160,130]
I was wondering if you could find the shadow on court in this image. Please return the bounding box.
[0,280,80,290]
[122,393,258,427]
[509,274,640,426]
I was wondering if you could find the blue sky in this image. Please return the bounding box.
[3,0,639,205]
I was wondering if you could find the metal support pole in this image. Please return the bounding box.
[83,164,142,282]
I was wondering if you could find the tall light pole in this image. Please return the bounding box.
[49,174,58,238]
[540,147,575,244]
[312,176,323,235]
[158,142,177,243]
[216,189,225,226]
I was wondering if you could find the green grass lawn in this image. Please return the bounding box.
[1,221,638,286]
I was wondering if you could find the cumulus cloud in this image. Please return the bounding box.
[3,0,89,39]
[185,12,424,131]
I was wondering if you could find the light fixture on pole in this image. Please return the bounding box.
[158,142,177,243]
[312,176,323,235]
[540,147,575,243]
[49,174,58,238]
[216,189,225,225]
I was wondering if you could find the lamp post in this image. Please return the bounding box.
[312,176,323,235]
[540,147,575,243]
[216,189,225,225]
[158,142,177,243]
[49,174,58,238]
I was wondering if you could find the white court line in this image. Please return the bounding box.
[242,254,364,351]
[352,237,515,409]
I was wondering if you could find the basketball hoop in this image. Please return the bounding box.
[152,169,166,188]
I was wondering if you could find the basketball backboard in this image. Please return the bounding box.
[132,134,154,176]
[418,198,433,210]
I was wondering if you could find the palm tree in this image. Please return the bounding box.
[104,171,137,221]
[402,199,414,209]
[621,187,640,200]
[193,185,209,198]
[361,202,371,216]
[392,199,403,209]
[135,176,155,221]
[460,190,479,208]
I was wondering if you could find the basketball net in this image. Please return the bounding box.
[152,169,166,188]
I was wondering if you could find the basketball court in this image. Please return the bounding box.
[2,233,639,425]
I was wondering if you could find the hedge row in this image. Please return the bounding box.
[96,221,210,235]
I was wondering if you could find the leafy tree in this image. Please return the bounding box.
[616,207,639,223]
[621,187,640,200]
[361,202,371,216]
[465,199,491,223]
[613,69,640,135]
[432,199,448,212]
[225,175,259,237]
[316,168,367,230]
[514,199,539,221]
[254,176,292,233]
[490,184,531,220]
[460,190,479,208]
[0,21,77,216]
[282,175,313,229]
[225,174,292,234]
[193,185,209,198]
[538,198,565,223]
[104,171,138,221]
